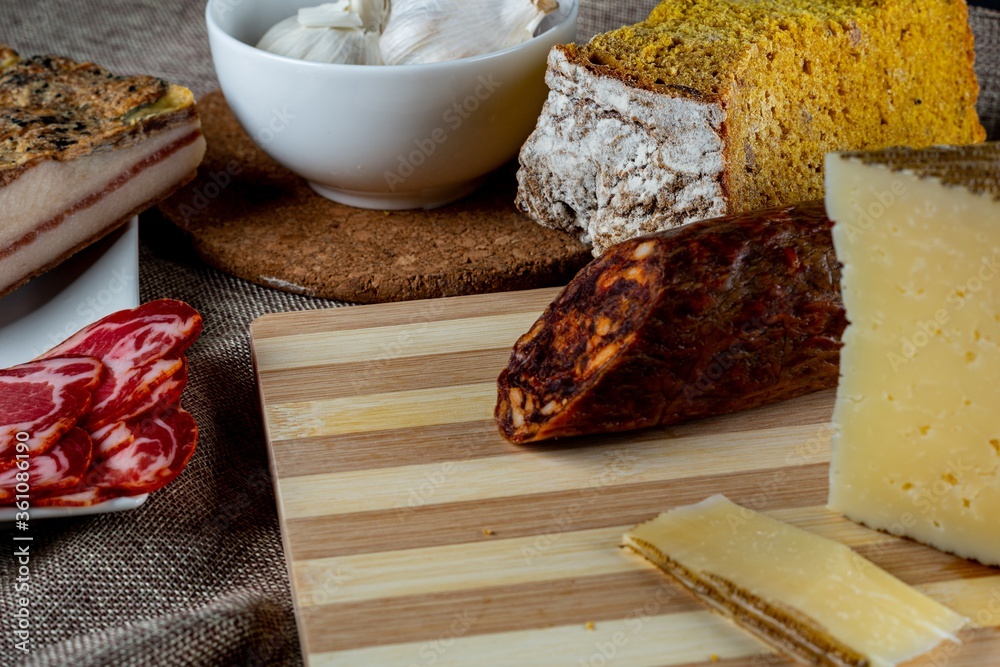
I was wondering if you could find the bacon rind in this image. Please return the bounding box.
[0,356,103,462]
[0,427,93,502]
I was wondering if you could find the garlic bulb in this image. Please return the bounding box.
[256,0,389,65]
[379,0,559,66]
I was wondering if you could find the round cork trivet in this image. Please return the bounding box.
[157,91,591,303]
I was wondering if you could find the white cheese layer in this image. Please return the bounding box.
[826,148,1000,567]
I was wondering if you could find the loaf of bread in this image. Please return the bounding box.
[516,0,986,255]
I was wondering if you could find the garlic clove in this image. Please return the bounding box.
[350,0,391,34]
[256,1,386,65]
[379,0,559,66]
[298,2,363,29]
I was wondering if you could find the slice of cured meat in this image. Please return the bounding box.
[81,356,184,430]
[110,356,188,425]
[0,356,102,462]
[495,201,847,443]
[90,421,134,462]
[0,427,93,502]
[40,299,202,364]
[40,300,201,430]
[33,486,106,507]
[88,407,197,495]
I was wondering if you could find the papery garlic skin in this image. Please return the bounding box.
[256,0,388,65]
[379,0,559,66]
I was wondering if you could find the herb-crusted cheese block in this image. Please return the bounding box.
[516,0,985,255]
[827,142,1000,567]
[0,46,206,297]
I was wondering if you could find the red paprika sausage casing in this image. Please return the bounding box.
[495,201,845,444]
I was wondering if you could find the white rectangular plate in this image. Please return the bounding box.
[0,220,149,521]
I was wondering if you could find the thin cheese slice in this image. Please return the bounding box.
[623,495,966,667]
[825,143,1000,566]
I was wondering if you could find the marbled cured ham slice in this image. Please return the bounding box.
[33,486,106,507]
[104,356,188,426]
[0,356,102,462]
[89,421,134,462]
[41,299,202,363]
[81,356,183,430]
[40,300,201,429]
[91,407,197,494]
[0,427,93,502]
[0,300,202,507]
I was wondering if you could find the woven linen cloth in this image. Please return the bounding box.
[0,2,998,667]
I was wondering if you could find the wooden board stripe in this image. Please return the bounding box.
[310,610,1000,667]
[265,382,496,441]
[270,388,835,480]
[310,610,765,667]
[279,421,831,520]
[258,348,511,404]
[299,570,1000,655]
[254,312,538,372]
[285,464,830,561]
[251,287,559,339]
[291,506,995,609]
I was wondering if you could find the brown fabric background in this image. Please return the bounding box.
[0,2,998,666]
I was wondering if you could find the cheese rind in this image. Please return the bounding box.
[624,495,967,667]
[826,142,1000,567]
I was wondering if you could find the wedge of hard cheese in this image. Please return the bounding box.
[0,46,206,297]
[624,495,967,667]
[826,142,1000,566]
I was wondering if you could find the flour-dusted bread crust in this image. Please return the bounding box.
[516,0,985,256]
[516,47,727,255]
[0,46,206,297]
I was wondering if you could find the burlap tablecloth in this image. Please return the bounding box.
[1,2,998,666]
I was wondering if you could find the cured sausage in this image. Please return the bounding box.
[495,201,845,444]
[0,357,103,462]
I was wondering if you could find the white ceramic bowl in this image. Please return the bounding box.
[206,0,578,209]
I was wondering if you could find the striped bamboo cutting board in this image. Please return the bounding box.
[250,288,1000,667]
